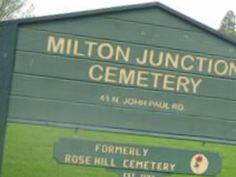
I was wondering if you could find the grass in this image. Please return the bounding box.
[2,123,236,177]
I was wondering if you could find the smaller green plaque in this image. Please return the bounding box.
[54,139,222,176]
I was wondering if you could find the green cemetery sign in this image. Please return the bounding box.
[0,2,236,177]
[54,139,222,176]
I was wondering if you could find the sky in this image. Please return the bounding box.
[29,0,236,29]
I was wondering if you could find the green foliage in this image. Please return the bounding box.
[219,11,236,32]
[219,10,236,38]
[0,0,33,21]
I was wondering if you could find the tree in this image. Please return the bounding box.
[0,0,34,21]
[219,10,236,35]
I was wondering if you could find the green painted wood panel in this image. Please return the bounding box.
[16,28,236,80]
[6,7,236,144]
[14,51,236,100]
[21,16,236,58]
[11,74,236,121]
[8,96,236,142]
[105,8,202,31]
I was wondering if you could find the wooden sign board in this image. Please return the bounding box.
[0,2,236,177]
[54,139,222,176]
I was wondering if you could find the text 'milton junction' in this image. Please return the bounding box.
[47,35,236,95]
